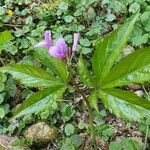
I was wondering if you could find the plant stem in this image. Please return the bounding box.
[73,80,97,150]
[142,84,150,101]
[143,125,149,150]
[85,98,98,150]
[0,57,5,66]
[142,84,150,150]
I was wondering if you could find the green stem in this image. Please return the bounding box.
[142,84,150,150]
[73,80,97,150]
[142,84,150,101]
[85,99,98,150]
[0,57,5,66]
[67,59,97,149]
[143,125,149,150]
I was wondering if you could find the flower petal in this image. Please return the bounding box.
[56,38,68,52]
[48,38,68,59]
[35,30,52,49]
[34,40,48,48]
[72,33,80,51]
[44,30,52,48]
[49,46,66,59]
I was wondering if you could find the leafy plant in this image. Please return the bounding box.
[1,14,150,149]
[109,138,142,150]
[80,13,150,122]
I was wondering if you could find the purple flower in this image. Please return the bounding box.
[35,30,52,49]
[72,33,80,52]
[49,38,68,59]
[35,30,80,59]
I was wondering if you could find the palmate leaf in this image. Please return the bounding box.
[88,91,98,112]
[78,55,94,87]
[92,14,139,86]
[13,85,66,118]
[0,64,65,88]
[101,48,150,88]
[99,88,150,121]
[34,48,68,82]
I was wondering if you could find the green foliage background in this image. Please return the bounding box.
[0,0,150,149]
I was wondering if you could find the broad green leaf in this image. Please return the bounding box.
[34,48,68,82]
[99,88,150,121]
[13,85,66,118]
[101,48,150,88]
[0,64,64,88]
[78,55,94,87]
[92,14,139,86]
[0,31,14,52]
[88,91,98,112]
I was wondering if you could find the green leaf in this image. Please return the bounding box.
[140,11,150,32]
[0,108,5,119]
[78,55,94,87]
[0,94,4,104]
[109,138,141,150]
[92,14,139,86]
[0,64,64,88]
[64,124,75,136]
[0,31,14,52]
[34,48,68,82]
[105,14,116,22]
[0,72,7,82]
[88,91,98,112]
[58,2,68,11]
[80,38,91,47]
[131,34,149,46]
[25,16,33,25]
[13,85,65,118]
[3,41,18,55]
[141,13,150,32]
[129,2,140,13]
[64,15,74,23]
[70,135,82,148]
[101,48,150,88]
[99,88,150,121]
[0,82,4,92]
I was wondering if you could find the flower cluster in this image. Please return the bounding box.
[35,31,80,60]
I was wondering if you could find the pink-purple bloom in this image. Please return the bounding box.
[35,31,52,49]
[35,30,80,59]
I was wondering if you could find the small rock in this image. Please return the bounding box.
[0,135,29,150]
[0,135,12,150]
[128,84,141,91]
[123,45,134,56]
[24,122,57,145]
[134,90,144,97]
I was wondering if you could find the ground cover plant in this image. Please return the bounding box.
[0,0,150,149]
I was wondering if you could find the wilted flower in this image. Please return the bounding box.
[35,30,80,59]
